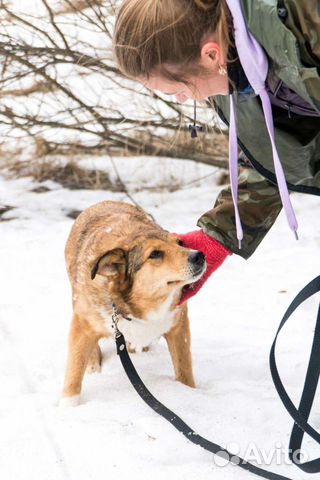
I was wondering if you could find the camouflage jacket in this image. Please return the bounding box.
[197,0,320,259]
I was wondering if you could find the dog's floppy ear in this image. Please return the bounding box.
[91,248,126,280]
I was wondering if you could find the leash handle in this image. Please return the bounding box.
[270,275,320,473]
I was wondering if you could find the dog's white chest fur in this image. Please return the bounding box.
[104,291,177,351]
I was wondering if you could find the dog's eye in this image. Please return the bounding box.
[177,239,184,247]
[149,250,164,260]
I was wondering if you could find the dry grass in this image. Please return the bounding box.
[130,128,229,169]
[0,127,229,192]
[5,158,124,191]
[171,128,228,158]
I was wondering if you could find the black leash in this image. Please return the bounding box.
[113,276,320,480]
[270,275,320,474]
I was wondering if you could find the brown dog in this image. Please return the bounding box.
[60,201,206,406]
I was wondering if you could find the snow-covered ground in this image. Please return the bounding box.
[0,156,319,480]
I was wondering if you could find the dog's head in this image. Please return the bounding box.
[90,233,206,319]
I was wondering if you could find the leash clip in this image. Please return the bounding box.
[111,303,122,339]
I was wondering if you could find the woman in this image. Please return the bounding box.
[113,0,320,304]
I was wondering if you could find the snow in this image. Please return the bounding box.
[0,156,319,480]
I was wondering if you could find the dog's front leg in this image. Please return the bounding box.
[60,314,100,406]
[164,305,195,388]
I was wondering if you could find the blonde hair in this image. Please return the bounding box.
[113,0,233,82]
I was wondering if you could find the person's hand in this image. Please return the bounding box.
[177,230,232,305]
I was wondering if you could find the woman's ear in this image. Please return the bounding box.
[200,41,225,70]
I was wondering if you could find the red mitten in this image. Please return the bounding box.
[177,230,231,305]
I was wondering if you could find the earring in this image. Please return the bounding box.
[219,64,227,76]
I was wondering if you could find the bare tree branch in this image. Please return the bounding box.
[0,0,228,169]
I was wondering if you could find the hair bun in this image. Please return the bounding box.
[193,0,217,11]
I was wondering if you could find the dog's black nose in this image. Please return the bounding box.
[188,251,205,266]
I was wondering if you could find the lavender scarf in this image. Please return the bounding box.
[225,0,299,248]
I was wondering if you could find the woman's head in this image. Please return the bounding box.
[113,0,233,101]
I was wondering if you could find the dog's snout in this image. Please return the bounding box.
[188,251,205,267]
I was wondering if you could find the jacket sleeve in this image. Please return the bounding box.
[196,167,283,260]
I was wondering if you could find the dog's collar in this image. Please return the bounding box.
[111,303,133,339]
[111,302,132,322]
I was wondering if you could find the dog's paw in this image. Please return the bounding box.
[127,343,150,354]
[59,395,80,408]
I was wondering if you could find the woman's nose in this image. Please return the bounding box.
[175,93,188,103]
